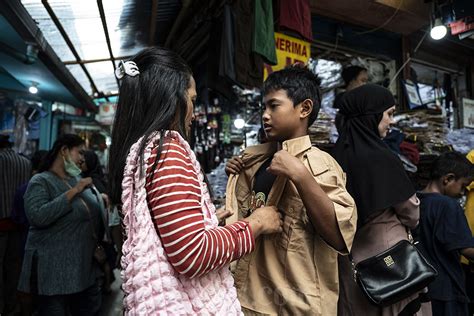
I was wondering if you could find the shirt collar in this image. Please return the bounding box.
[241,135,312,166]
[281,135,312,157]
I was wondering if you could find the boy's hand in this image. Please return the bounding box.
[215,206,234,223]
[267,150,306,180]
[225,156,245,176]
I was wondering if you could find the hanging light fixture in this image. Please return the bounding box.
[430,17,447,40]
[430,2,447,41]
[234,115,245,129]
[28,81,39,94]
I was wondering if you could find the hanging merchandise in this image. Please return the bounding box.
[253,0,278,65]
[278,0,312,41]
[13,101,29,155]
[233,0,264,87]
[219,4,237,83]
[193,99,223,174]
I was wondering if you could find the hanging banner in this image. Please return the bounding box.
[264,32,311,80]
[463,98,474,128]
[96,102,116,125]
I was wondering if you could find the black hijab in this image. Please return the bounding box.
[332,84,415,227]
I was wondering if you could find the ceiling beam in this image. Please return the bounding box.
[0,0,96,111]
[165,0,192,48]
[63,55,133,65]
[41,0,101,97]
[97,0,120,88]
[310,0,430,35]
[149,0,159,46]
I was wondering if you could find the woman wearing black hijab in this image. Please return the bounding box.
[333,84,429,316]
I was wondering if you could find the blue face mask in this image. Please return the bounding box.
[64,155,82,177]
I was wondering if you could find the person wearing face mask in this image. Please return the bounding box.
[332,84,430,315]
[17,134,104,316]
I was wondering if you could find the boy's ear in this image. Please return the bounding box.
[442,173,456,185]
[299,99,313,120]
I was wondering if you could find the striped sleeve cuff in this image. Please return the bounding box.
[227,220,255,260]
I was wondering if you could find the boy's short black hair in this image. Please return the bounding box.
[341,65,367,86]
[429,151,474,180]
[263,65,321,127]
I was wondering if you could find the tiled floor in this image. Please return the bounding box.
[99,270,123,316]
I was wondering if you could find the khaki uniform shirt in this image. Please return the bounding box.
[226,136,357,315]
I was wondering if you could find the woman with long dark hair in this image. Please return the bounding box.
[333,84,429,315]
[18,134,105,315]
[108,47,282,314]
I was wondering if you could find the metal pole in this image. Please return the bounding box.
[97,0,120,87]
[41,0,100,96]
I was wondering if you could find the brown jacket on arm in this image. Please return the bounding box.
[225,135,357,315]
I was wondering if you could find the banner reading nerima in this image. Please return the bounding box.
[264,32,311,80]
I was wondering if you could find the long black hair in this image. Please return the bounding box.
[108,47,192,205]
[38,134,85,173]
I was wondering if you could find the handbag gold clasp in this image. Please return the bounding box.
[384,255,395,267]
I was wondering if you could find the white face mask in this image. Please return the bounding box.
[63,155,82,177]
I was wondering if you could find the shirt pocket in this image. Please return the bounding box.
[275,196,309,251]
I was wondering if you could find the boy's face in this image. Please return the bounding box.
[444,176,472,198]
[262,89,309,142]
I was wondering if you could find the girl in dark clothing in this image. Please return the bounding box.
[81,151,107,194]
[81,150,116,294]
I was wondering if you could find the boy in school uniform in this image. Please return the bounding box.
[225,66,357,315]
[417,152,474,316]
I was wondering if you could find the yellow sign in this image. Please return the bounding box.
[264,32,311,80]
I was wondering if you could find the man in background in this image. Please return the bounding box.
[0,134,31,315]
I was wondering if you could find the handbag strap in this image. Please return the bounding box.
[62,179,99,241]
[349,227,414,282]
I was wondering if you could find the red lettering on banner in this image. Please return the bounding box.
[275,37,308,57]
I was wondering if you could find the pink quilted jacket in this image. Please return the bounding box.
[120,131,243,315]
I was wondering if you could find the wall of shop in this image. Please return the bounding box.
[311,15,402,63]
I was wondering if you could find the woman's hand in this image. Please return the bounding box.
[66,177,93,202]
[225,156,245,176]
[247,206,283,238]
[74,177,93,194]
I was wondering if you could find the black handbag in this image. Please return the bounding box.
[352,232,438,307]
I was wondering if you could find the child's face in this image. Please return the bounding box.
[262,89,308,142]
[444,176,472,198]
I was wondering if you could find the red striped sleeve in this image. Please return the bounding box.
[145,136,254,278]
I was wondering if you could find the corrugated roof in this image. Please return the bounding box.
[20,0,181,97]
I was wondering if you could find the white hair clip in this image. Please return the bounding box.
[115,60,140,79]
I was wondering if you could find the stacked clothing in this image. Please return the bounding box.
[309,110,336,145]
[393,110,451,155]
[446,128,474,154]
